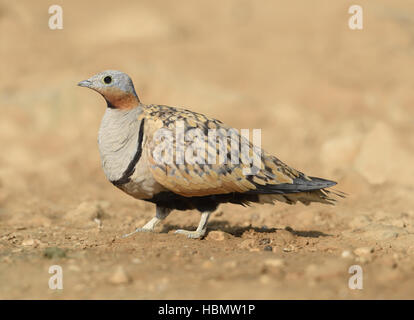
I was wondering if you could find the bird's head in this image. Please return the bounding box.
[78,70,140,110]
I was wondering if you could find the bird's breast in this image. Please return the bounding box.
[98,107,166,199]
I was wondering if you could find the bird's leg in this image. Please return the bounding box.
[175,211,212,239]
[122,206,171,238]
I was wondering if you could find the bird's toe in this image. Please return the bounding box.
[174,229,206,239]
[122,227,153,238]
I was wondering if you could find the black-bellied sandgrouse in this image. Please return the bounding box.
[78,70,343,239]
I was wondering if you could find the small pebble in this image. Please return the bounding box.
[354,247,374,263]
[341,250,354,259]
[206,231,229,241]
[264,258,284,268]
[108,266,131,285]
[259,275,271,284]
[283,245,295,252]
[259,238,271,245]
[354,247,374,257]
[22,239,35,246]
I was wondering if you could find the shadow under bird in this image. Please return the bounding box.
[78,70,344,239]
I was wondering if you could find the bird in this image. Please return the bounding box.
[78,70,344,239]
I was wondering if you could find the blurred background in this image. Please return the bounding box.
[0,0,413,299]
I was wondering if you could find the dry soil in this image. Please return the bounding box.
[0,0,413,299]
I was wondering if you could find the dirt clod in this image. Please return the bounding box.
[206,231,230,241]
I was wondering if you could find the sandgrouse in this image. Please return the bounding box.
[78,70,343,239]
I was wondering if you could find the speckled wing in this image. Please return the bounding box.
[143,104,336,198]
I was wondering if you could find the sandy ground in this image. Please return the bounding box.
[1,0,414,299]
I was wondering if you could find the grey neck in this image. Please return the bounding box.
[98,106,144,182]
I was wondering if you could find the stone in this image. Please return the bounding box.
[206,231,230,241]
[354,247,374,263]
[283,245,296,252]
[264,258,284,268]
[22,239,35,246]
[259,275,271,284]
[354,247,374,257]
[108,266,131,285]
[341,250,354,259]
[258,238,271,245]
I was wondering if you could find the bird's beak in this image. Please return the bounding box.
[77,79,92,88]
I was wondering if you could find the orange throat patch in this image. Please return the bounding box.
[99,87,140,110]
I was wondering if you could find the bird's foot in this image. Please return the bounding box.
[174,229,206,239]
[122,215,166,238]
[122,227,154,238]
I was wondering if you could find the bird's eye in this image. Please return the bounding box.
[103,76,112,84]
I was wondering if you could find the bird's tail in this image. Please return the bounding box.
[258,188,346,205]
[256,176,346,206]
